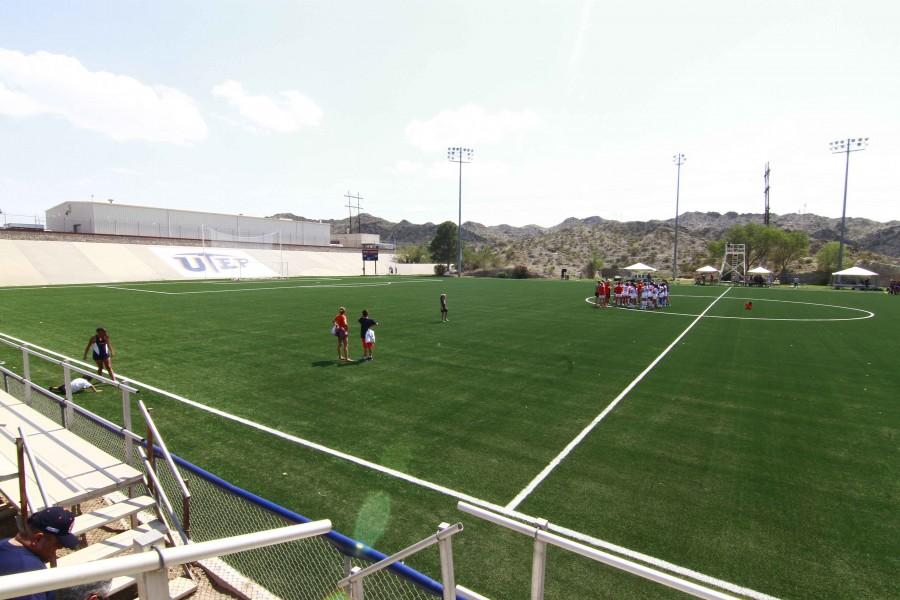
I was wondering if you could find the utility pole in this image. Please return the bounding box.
[343,191,364,235]
[828,137,868,271]
[447,147,474,277]
[763,162,770,226]
[672,153,686,281]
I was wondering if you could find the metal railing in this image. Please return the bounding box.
[0,520,331,599]
[339,522,463,600]
[138,399,192,537]
[0,332,464,599]
[0,337,193,538]
[458,502,743,600]
[15,426,51,516]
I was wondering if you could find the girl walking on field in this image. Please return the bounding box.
[440,293,449,322]
[83,327,115,382]
[333,307,351,361]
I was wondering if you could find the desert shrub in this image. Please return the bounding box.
[434,264,448,276]
[511,265,530,279]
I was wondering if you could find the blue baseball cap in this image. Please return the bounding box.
[27,507,79,549]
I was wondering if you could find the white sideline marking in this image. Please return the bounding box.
[541,521,780,600]
[97,279,436,295]
[507,287,733,511]
[207,277,342,285]
[0,329,778,600]
[583,297,875,322]
[97,285,175,295]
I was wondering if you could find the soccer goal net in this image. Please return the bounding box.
[200,226,288,279]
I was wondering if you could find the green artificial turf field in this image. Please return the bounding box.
[0,276,897,599]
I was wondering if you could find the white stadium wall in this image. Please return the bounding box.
[0,239,437,286]
[45,201,331,246]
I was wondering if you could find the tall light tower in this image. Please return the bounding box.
[447,147,474,277]
[672,153,686,281]
[829,137,868,271]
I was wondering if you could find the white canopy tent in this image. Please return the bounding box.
[624,262,657,272]
[747,266,772,274]
[832,266,878,277]
[695,265,719,273]
[832,266,879,289]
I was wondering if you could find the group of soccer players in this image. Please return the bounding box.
[594,279,670,309]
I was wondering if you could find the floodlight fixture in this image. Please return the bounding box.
[829,137,869,272]
[672,153,686,280]
[448,147,475,277]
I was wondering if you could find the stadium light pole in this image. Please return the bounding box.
[447,147,474,277]
[672,153,686,281]
[829,137,868,272]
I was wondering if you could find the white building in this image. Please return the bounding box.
[45,201,331,246]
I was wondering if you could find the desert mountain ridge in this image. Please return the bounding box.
[270,210,900,275]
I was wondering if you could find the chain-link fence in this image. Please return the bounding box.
[0,366,450,600]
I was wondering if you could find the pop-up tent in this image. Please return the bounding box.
[832,266,879,289]
[624,262,657,282]
[747,265,773,286]
[832,266,878,277]
[694,264,719,284]
[624,262,657,272]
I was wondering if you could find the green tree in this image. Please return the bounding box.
[463,246,500,271]
[396,243,430,264]
[713,224,808,273]
[429,221,458,270]
[721,223,776,266]
[705,239,725,265]
[770,230,809,275]
[816,241,849,273]
[582,252,604,279]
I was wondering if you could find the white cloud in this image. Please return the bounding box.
[566,0,594,94]
[391,160,422,175]
[405,104,540,152]
[0,49,207,144]
[212,80,322,133]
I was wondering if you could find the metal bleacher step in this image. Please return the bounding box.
[71,495,157,536]
[57,520,168,566]
[106,574,198,600]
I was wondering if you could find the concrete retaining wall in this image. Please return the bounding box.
[0,239,438,286]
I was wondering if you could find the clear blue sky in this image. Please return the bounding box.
[1,1,898,226]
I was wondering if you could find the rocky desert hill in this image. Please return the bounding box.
[271,211,900,278]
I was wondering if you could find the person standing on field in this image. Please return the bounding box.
[358,310,378,361]
[83,327,115,382]
[440,293,449,322]
[333,307,350,361]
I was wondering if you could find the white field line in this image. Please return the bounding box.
[0,329,778,599]
[207,278,342,285]
[583,297,874,322]
[0,332,513,512]
[542,521,780,600]
[95,279,436,296]
[507,287,733,511]
[96,285,176,295]
[0,277,417,292]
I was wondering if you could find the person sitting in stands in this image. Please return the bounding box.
[0,507,80,599]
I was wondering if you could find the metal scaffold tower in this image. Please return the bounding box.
[721,243,747,285]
